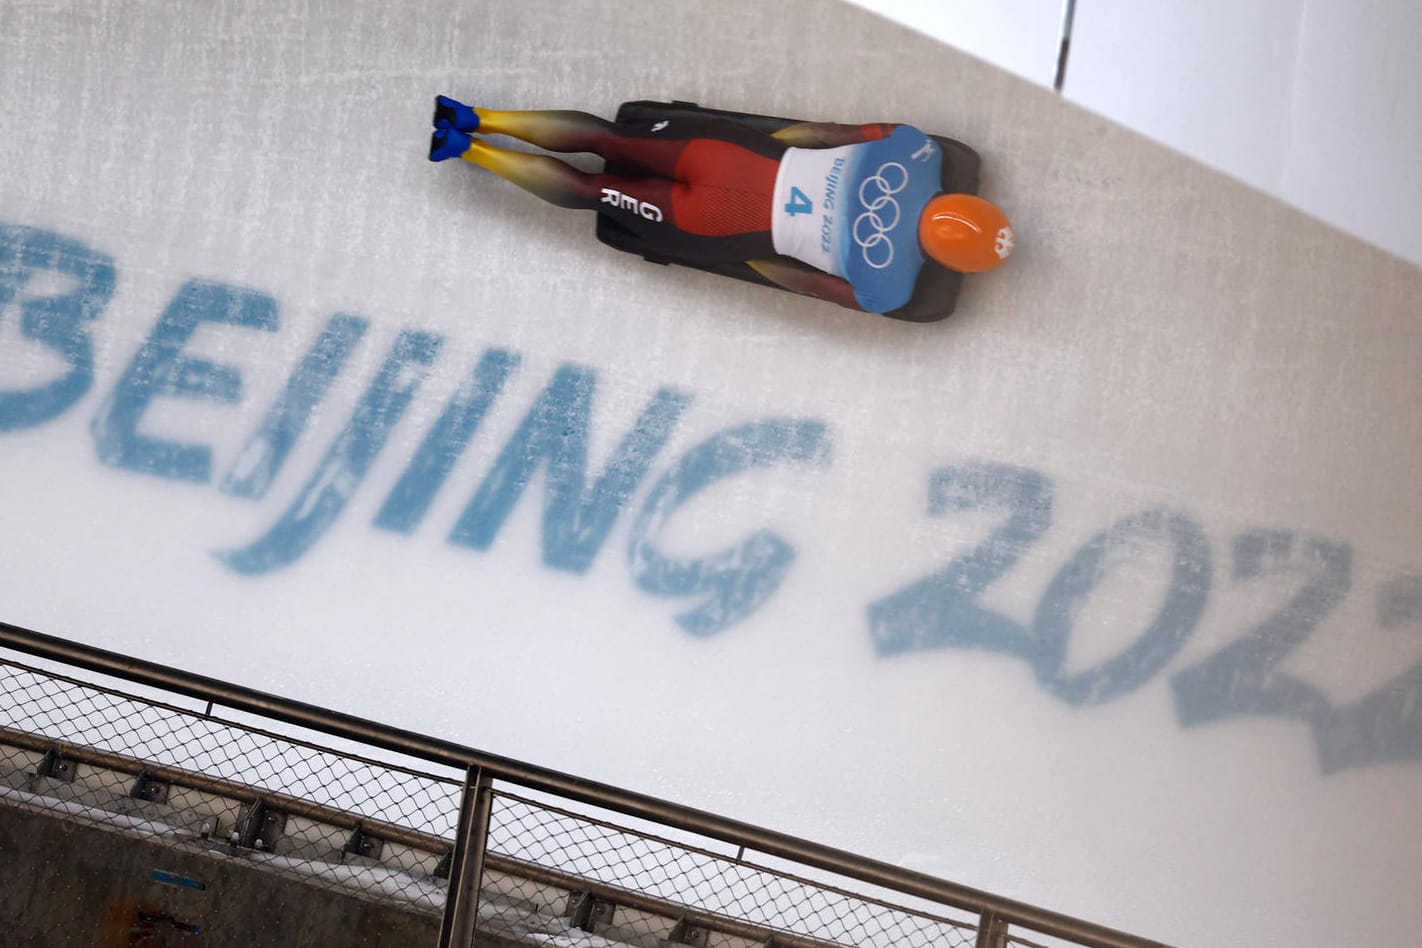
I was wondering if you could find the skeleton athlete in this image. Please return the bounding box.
[429,95,1014,314]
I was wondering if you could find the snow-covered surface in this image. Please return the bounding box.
[247,849,449,913]
[2,2,1421,947]
[0,781,197,841]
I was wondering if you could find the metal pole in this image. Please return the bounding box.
[439,766,495,948]
[976,910,1008,948]
[1052,0,1078,92]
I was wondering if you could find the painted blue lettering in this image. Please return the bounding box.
[221,313,369,499]
[1313,576,1422,773]
[1375,572,1422,628]
[448,364,690,573]
[1315,668,1422,773]
[1033,509,1211,704]
[215,330,442,574]
[870,466,1210,706]
[627,419,830,637]
[1172,531,1347,727]
[869,463,1052,660]
[91,280,277,482]
[0,225,116,431]
[1170,534,1422,774]
[374,347,519,534]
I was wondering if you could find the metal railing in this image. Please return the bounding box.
[0,620,1171,948]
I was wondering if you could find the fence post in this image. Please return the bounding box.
[976,910,1009,948]
[439,765,495,947]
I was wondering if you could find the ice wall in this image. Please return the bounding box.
[2,2,1420,945]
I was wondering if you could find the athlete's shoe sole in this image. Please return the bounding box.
[433,95,480,133]
[429,128,472,162]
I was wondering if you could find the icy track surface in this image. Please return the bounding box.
[2,2,1420,946]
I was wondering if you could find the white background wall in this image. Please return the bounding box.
[848,0,1422,268]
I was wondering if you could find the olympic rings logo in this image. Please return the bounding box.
[852,161,908,269]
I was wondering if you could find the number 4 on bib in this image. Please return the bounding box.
[784,187,813,216]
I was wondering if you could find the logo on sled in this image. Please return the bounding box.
[600,188,664,222]
[995,226,1015,260]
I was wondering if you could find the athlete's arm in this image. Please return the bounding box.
[770,121,899,148]
[747,259,865,312]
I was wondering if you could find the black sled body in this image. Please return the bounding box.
[594,100,982,322]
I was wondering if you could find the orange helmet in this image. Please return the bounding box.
[918,194,1015,273]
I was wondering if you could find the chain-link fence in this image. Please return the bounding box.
[480,788,982,948]
[0,658,462,919]
[0,623,1170,948]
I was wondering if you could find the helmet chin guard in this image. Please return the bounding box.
[918,194,1015,273]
